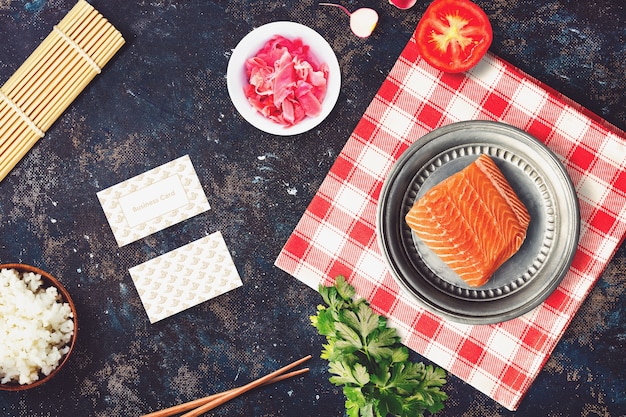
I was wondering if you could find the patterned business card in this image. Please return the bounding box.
[129,231,243,323]
[97,155,210,247]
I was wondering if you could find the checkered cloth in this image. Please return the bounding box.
[274,28,626,411]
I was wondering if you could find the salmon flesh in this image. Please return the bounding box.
[405,154,531,287]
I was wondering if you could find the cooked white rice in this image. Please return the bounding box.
[0,268,75,385]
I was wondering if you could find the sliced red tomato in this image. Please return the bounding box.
[415,0,493,73]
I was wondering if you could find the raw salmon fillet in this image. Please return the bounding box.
[405,154,530,287]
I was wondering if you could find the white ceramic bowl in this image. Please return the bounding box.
[227,21,341,136]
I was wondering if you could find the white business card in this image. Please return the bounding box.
[97,155,210,246]
[128,231,243,323]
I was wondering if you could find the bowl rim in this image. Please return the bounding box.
[226,20,342,136]
[0,263,78,391]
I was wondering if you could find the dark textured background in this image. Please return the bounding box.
[0,0,624,416]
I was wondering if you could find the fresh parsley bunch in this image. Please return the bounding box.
[311,276,448,417]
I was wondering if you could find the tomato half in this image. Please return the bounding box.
[415,0,493,73]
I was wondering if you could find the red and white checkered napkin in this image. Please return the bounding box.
[275,29,626,411]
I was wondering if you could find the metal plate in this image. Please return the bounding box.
[377,121,580,324]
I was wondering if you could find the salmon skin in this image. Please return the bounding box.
[405,154,531,287]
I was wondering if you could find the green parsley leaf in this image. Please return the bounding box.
[329,361,370,387]
[364,327,398,362]
[335,320,364,352]
[341,303,379,343]
[310,276,448,416]
[335,275,356,300]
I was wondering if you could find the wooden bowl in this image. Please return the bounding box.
[0,263,78,391]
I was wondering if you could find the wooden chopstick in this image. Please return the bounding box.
[142,368,309,417]
[142,355,311,417]
[180,355,311,417]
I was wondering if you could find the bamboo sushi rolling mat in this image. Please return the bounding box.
[0,0,124,182]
